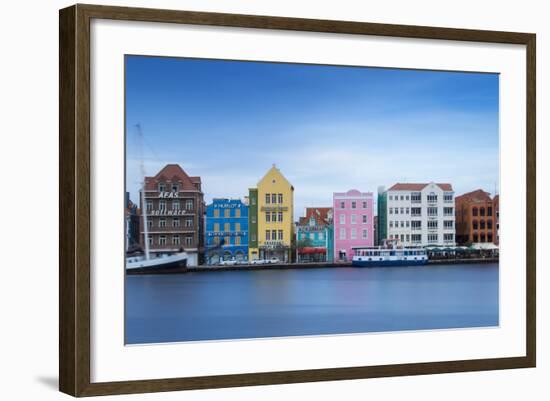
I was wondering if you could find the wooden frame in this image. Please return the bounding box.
[59,3,536,397]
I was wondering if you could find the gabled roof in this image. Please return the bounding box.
[144,164,201,191]
[298,207,333,226]
[257,164,293,189]
[455,189,492,203]
[388,183,453,191]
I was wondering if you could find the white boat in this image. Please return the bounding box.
[125,124,188,274]
[352,240,428,267]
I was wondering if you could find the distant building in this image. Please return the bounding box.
[125,192,140,253]
[373,215,378,247]
[377,186,387,246]
[379,182,455,247]
[248,165,294,262]
[333,190,374,262]
[296,207,334,263]
[455,189,499,245]
[205,199,249,264]
[140,164,205,266]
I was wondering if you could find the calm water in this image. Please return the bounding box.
[125,263,499,344]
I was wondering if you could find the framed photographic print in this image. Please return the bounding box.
[59,4,536,397]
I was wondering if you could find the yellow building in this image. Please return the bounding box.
[248,165,294,262]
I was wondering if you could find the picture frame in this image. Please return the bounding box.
[59,3,536,397]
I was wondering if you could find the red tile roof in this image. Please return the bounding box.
[455,189,492,203]
[144,164,201,191]
[298,207,333,226]
[388,183,453,191]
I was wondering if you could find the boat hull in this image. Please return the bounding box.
[126,256,188,274]
[352,259,428,268]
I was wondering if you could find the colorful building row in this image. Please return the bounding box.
[131,164,498,266]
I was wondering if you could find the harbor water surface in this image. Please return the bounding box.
[125,263,498,344]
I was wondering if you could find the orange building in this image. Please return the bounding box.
[455,189,499,245]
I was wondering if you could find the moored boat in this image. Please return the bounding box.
[126,252,188,274]
[352,240,428,267]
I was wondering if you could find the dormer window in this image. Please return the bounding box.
[171,183,179,192]
[158,183,166,192]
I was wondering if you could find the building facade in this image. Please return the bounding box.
[455,189,499,245]
[248,165,294,262]
[377,186,387,245]
[380,182,455,247]
[125,192,140,253]
[333,190,374,262]
[296,207,334,263]
[205,198,249,264]
[139,164,205,266]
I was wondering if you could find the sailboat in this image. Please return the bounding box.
[125,124,188,274]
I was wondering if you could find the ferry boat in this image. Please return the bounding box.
[351,240,428,267]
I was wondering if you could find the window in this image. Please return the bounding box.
[389,221,394,228]
[235,236,241,245]
[362,201,367,208]
[225,236,231,245]
[251,197,256,205]
[158,183,165,192]
[351,201,356,209]
[159,235,167,245]
[185,199,193,210]
[351,214,357,224]
[411,207,421,216]
[488,206,493,215]
[428,220,438,229]
[271,194,277,204]
[480,233,486,242]
[146,200,153,212]
[235,223,241,231]
[271,212,277,222]
[339,214,345,224]
[251,216,256,224]
[309,233,315,240]
[389,195,393,201]
[472,207,479,216]
[444,220,454,229]
[147,220,153,229]
[411,192,421,203]
[251,234,256,242]
[224,209,230,218]
[487,220,493,229]
[444,193,453,203]
[340,201,345,209]
[480,207,486,216]
[400,195,404,201]
[406,234,410,242]
[411,220,421,230]
[389,208,393,214]
[266,213,271,223]
[406,221,410,228]
[235,208,241,218]
[406,195,410,201]
[214,223,220,232]
[278,212,283,222]
[224,223,230,232]
[159,200,166,211]
[185,236,193,246]
[406,207,409,214]
[427,207,438,216]
[213,209,220,218]
[473,234,479,242]
[400,207,404,214]
[278,193,283,203]
[147,235,153,245]
[172,200,180,210]
[362,229,368,239]
[427,193,438,203]
[351,228,357,239]
[265,230,270,240]
[172,218,180,228]
[428,234,438,243]
[473,220,478,230]
[172,235,180,245]
[362,215,367,223]
[272,230,277,241]
[159,218,166,228]
[171,184,178,192]
[488,233,493,242]
[265,193,271,204]
[339,228,346,239]
[480,220,486,229]
[319,232,324,240]
[412,234,421,243]
[444,233,454,242]
[400,234,405,242]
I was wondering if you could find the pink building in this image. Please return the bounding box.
[333,190,374,262]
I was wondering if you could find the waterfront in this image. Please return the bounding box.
[125,263,498,344]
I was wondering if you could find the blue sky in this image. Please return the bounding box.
[125,56,499,217]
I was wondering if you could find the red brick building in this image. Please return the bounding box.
[139,164,205,266]
[455,189,499,245]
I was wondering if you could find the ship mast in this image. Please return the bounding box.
[136,124,150,260]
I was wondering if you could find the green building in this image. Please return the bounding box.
[248,188,259,261]
[377,186,387,245]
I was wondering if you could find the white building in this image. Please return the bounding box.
[384,182,455,247]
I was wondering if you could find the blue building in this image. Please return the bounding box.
[295,207,334,263]
[205,198,249,264]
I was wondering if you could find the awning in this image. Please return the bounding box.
[298,247,327,254]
